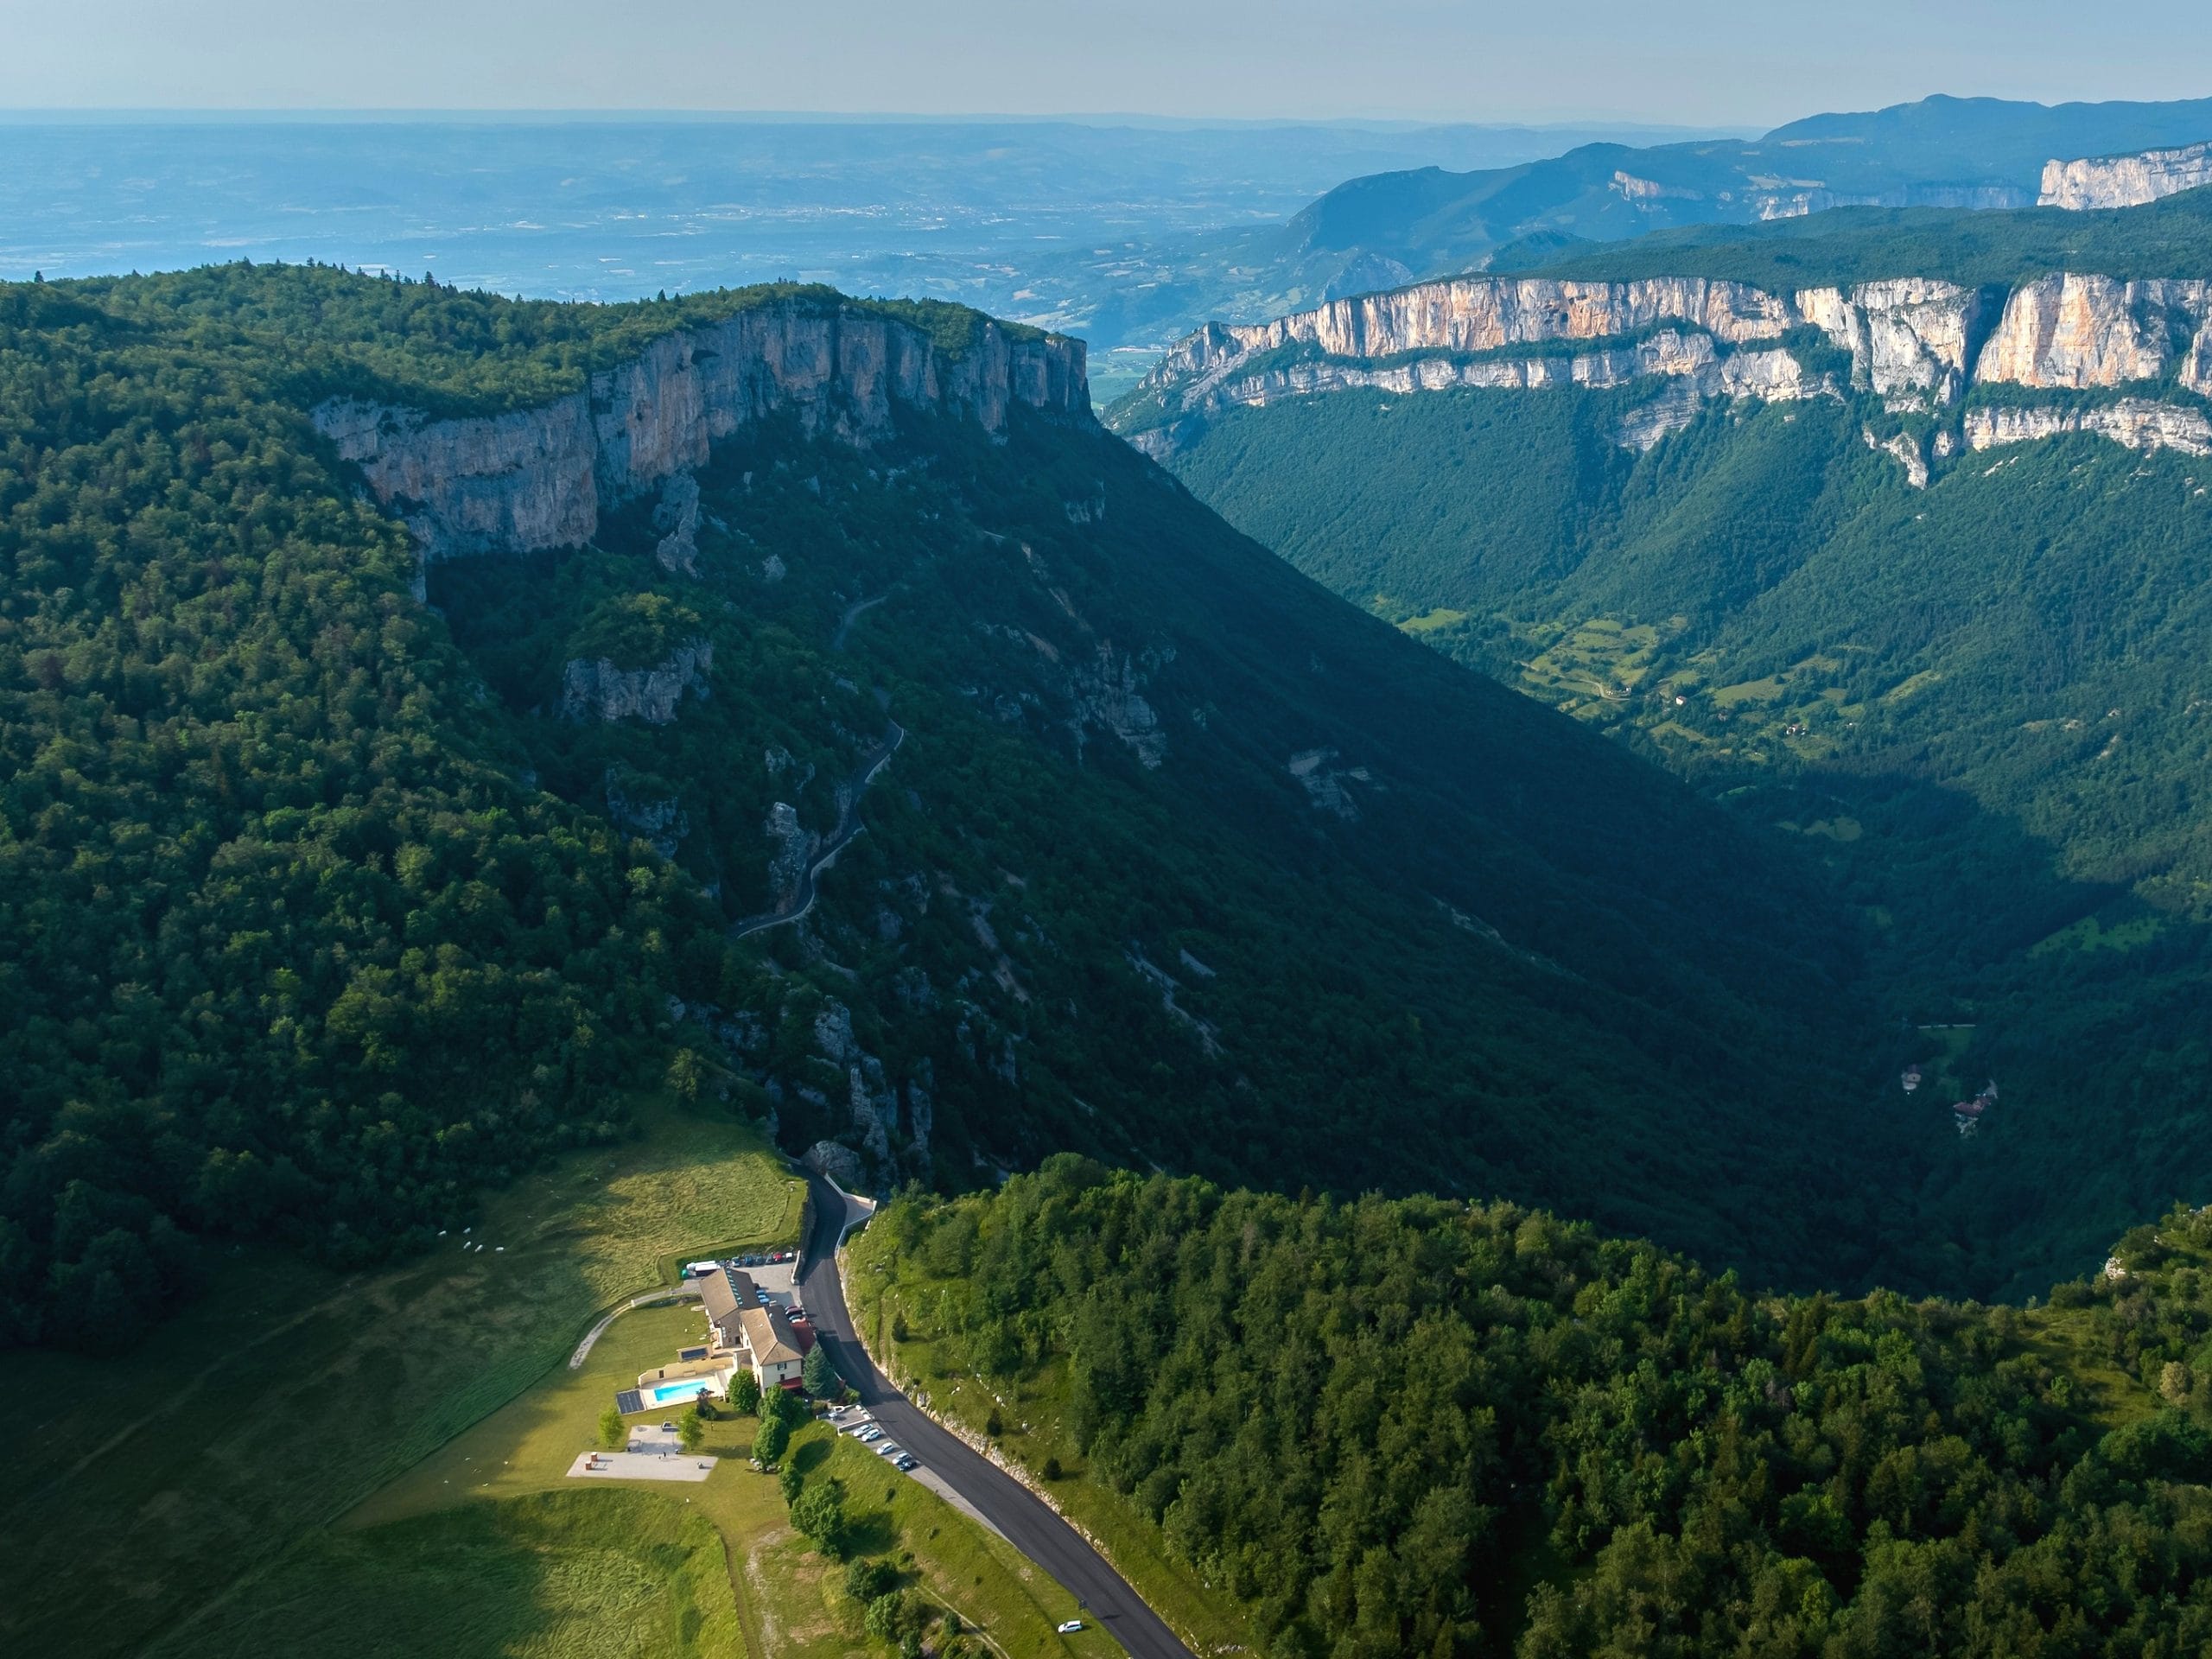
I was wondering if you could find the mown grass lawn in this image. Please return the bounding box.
[0,1103,802,1657]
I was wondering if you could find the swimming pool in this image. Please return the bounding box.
[641,1379,721,1409]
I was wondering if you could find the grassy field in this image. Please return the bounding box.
[291,1294,1114,1659]
[152,1489,744,1658]
[0,1103,804,1657]
[843,1230,1259,1658]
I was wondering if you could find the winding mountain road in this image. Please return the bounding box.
[798,1177,1195,1659]
[733,591,904,940]
[731,720,905,939]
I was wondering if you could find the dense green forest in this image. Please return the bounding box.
[1507,185,2212,291]
[1158,375,2212,1299]
[1,264,1950,1349]
[861,1156,2212,1659]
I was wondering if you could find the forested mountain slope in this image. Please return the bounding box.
[1121,200,2212,1300]
[0,266,1923,1348]
[857,1156,2212,1659]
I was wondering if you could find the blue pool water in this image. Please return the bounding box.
[643,1380,719,1408]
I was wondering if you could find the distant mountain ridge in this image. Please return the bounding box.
[1030,94,2212,365]
[1113,188,2212,478]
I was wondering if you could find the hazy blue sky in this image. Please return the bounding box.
[3,0,2208,127]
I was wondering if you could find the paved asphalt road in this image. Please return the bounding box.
[729,720,905,939]
[798,1177,1195,1659]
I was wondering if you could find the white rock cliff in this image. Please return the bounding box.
[1127,269,2212,465]
[2039,141,2212,210]
[316,297,1090,572]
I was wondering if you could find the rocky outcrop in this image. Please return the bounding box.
[1863,426,1929,489]
[1287,748,1371,821]
[316,296,1090,567]
[1976,275,2212,391]
[1796,280,1982,406]
[651,472,702,575]
[560,639,712,724]
[1124,269,2212,463]
[803,1140,865,1188]
[2040,141,2212,210]
[313,397,598,569]
[1069,645,1168,768]
[762,801,819,908]
[1965,400,2212,459]
[603,767,690,856]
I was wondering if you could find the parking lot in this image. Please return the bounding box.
[828,1406,920,1471]
[702,1251,799,1306]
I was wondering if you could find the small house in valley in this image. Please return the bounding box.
[695,1265,807,1389]
[737,1303,806,1390]
[699,1267,759,1351]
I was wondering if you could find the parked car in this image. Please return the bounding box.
[858,1427,883,1442]
[1057,1620,1084,1634]
[894,1455,918,1471]
[875,1443,902,1458]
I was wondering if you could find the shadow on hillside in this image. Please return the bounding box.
[1733,763,2212,1305]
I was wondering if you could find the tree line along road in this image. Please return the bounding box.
[798,1174,1197,1659]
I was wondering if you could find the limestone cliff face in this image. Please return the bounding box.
[2039,141,2212,210]
[1976,275,2212,391]
[317,299,1090,567]
[560,639,713,725]
[1128,276,1998,455]
[1796,280,1983,406]
[1177,276,1796,367]
[1126,269,2212,464]
[1128,330,1816,459]
[1965,400,2212,458]
[313,397,599,562]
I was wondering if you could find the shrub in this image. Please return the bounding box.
[793,1482,849,1556]
[864,1591,907,1642]
[753,1415,791,1466]
[598,1408,626,1452]
[844,1557,899,1603]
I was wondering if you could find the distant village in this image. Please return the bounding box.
[1901,1060,1999,1136]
